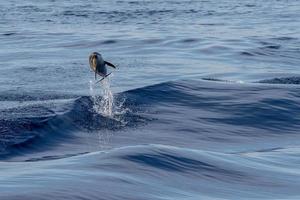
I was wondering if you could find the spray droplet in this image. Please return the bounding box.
[89,77,130,123]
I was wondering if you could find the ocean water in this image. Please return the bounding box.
[1,0,300,199]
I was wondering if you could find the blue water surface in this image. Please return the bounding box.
[1,0,300,199]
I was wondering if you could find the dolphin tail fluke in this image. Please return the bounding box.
[95,72,112,84]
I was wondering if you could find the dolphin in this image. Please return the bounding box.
[89,52,116,82]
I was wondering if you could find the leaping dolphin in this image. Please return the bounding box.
[89,52,116,83]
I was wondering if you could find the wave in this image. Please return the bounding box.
[257,77,300,85]
[2,144,299,200]
[89,144,247,180]
[202,76,300,85]
[0,95,150,160]
[1,78,300,160]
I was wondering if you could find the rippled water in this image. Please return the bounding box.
[1,0,300,199]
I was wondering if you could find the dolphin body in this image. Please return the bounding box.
[89,52,116,82]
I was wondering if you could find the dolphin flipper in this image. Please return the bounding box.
[104,61,116,69]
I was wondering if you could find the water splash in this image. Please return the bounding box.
[89,77,130,123]
[98,78,114,116]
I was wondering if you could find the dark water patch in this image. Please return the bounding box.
[117,0,154,5]
[23,66,39,72]
[24,151,89,162]
[2,32,16,36]
[62,10,89,17]
[241,51,255,56]
[245,4,256,7]
[101,40,117,44]
[260,44,281,50]
[238,147,284,154]
[92,9,174,18]
[46,32,74,36]
[258,77,300,85]
[128,1,140,5]
[201,77,228,82]
[186,9,198,14]
[200,23,225,26]
[146,9,173,16]
[274,36,297,41]
[181,38,199,43]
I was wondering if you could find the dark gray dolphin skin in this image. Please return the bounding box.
[89,52,116,82]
